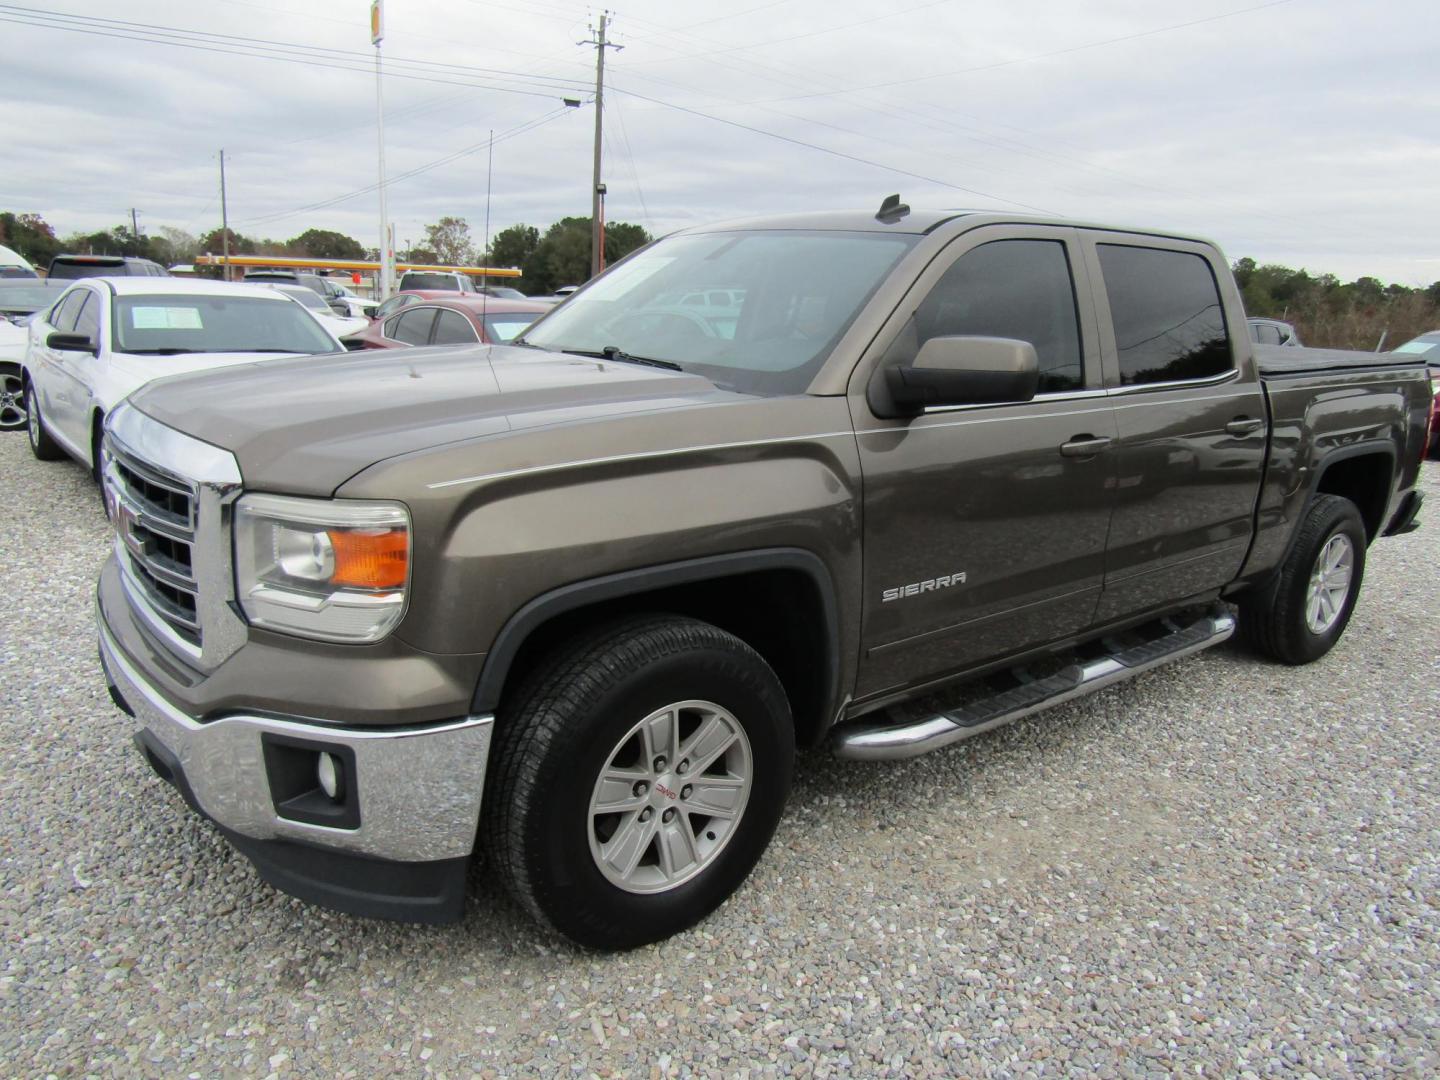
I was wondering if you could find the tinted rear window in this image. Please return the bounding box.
[1098,245,1232,386]
[49,259,125,280]
[400,273,466,291]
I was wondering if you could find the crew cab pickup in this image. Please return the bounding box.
[95,205,1430,948]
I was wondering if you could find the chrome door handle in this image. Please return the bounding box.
[1225,417,1264,436]
[1059,435,1113,458]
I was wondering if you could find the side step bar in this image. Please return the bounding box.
[831,605,1236,761]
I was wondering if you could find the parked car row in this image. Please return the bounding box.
[5,273,556,458]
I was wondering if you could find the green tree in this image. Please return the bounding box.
[523,218,652,294]
[487,224,539,273]
[287,228,365,260]
[422,216,475,265]
[0,211,62,266]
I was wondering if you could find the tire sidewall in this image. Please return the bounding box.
[520,643,793,948]
[1282,501,1367,663]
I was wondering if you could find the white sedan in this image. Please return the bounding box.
[22,277,343,478]
[260,282,371,339]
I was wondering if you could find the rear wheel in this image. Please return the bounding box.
[24,380,64,461]
[1240,494,1367,664]
[0,363,25,432]
[484,615,794,949]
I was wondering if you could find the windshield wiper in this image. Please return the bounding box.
[561,345,682,371]
[123,348,190,355]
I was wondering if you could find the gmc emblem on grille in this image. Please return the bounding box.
[117,504,149,560]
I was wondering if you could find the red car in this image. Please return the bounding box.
[350,296,551,350]
[1394,332,1440,458]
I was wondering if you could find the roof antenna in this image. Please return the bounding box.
[875,193,910,222]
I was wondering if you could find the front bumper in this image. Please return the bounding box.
[99,614,494,923]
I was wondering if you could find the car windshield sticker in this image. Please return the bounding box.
[130,306,204,330]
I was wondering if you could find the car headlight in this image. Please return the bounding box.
[234,493,410,643]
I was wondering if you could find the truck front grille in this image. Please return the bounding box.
[107,443,202,648]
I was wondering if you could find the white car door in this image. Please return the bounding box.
[46,287,104,456]
[28,287,88,455]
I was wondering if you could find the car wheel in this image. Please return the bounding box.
[484,615,794,949]
[0,363,26,433]
[24,379,65,461]
[1240,494,1367,665]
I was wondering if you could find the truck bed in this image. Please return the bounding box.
[1255,343,1424,377]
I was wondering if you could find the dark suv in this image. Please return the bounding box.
[47,254,168,280]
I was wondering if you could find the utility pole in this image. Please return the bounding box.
[372,1,392,299]
[581,12,622,279]
[129,207,141,241]
[219,149,230,280]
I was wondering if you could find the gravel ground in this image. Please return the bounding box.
[2,433,1437,1079]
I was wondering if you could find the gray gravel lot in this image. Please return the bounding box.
[1,433,1437,1078]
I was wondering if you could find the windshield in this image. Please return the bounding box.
[521,230,917,394]
[112,294,337,355]
[1395,338,1440,357]
[483,313,539,343]
[274,285,327,311]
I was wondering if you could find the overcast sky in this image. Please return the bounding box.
[2,0,1436,284]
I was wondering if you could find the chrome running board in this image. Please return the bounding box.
[831,605,1236,761]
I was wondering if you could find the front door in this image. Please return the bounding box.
[851,227,1118,702]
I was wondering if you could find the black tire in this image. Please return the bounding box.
[484,615,794,949]
[1240,494,1367,665]
[24,379,65,461]
[0,362,25,433]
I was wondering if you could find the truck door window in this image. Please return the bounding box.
[1098,245,1232,385]
[911,239,1084,394]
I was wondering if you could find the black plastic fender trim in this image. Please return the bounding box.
[470,548,842,725]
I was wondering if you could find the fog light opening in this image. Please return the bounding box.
[317,752,345,802]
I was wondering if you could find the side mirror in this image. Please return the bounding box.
[328,300,349,315]
[871,335,1039,418]
[343,338,368,351]
[48,331,98,356]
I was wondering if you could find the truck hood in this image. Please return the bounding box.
[125,343,731,494]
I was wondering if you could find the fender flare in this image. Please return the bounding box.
[471,548,841,722]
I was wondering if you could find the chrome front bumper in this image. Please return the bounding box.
[99,618,493,863]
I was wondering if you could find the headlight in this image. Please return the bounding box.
[234,493,410,643]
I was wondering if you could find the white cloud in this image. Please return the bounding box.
[1,0,1435,284]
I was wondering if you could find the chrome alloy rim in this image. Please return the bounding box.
[1306,533,1354,634]
[0,370,24,430]
[587,699,753,895]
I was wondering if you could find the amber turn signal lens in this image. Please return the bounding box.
[327,528,408,589]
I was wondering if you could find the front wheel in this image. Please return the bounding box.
[24,380,65,461]
[484,615,794,949]
[1240,494,1367,664]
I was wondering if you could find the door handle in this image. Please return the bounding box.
[1059,435,1113,458]
[1225,416,1264,436]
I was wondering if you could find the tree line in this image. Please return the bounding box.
[0,211,652,296]
[4,209,1437,341]
[1233,259,1439,351]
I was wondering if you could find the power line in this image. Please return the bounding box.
[0,5,589,98]
[612,87,1054,214]
[240,105,579,227]
[756,0,1299,102]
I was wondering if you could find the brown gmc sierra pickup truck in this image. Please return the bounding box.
[95,203,1431,948]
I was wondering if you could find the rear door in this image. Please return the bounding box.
[1081,234,1266,621]
[850,225,1118,700]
